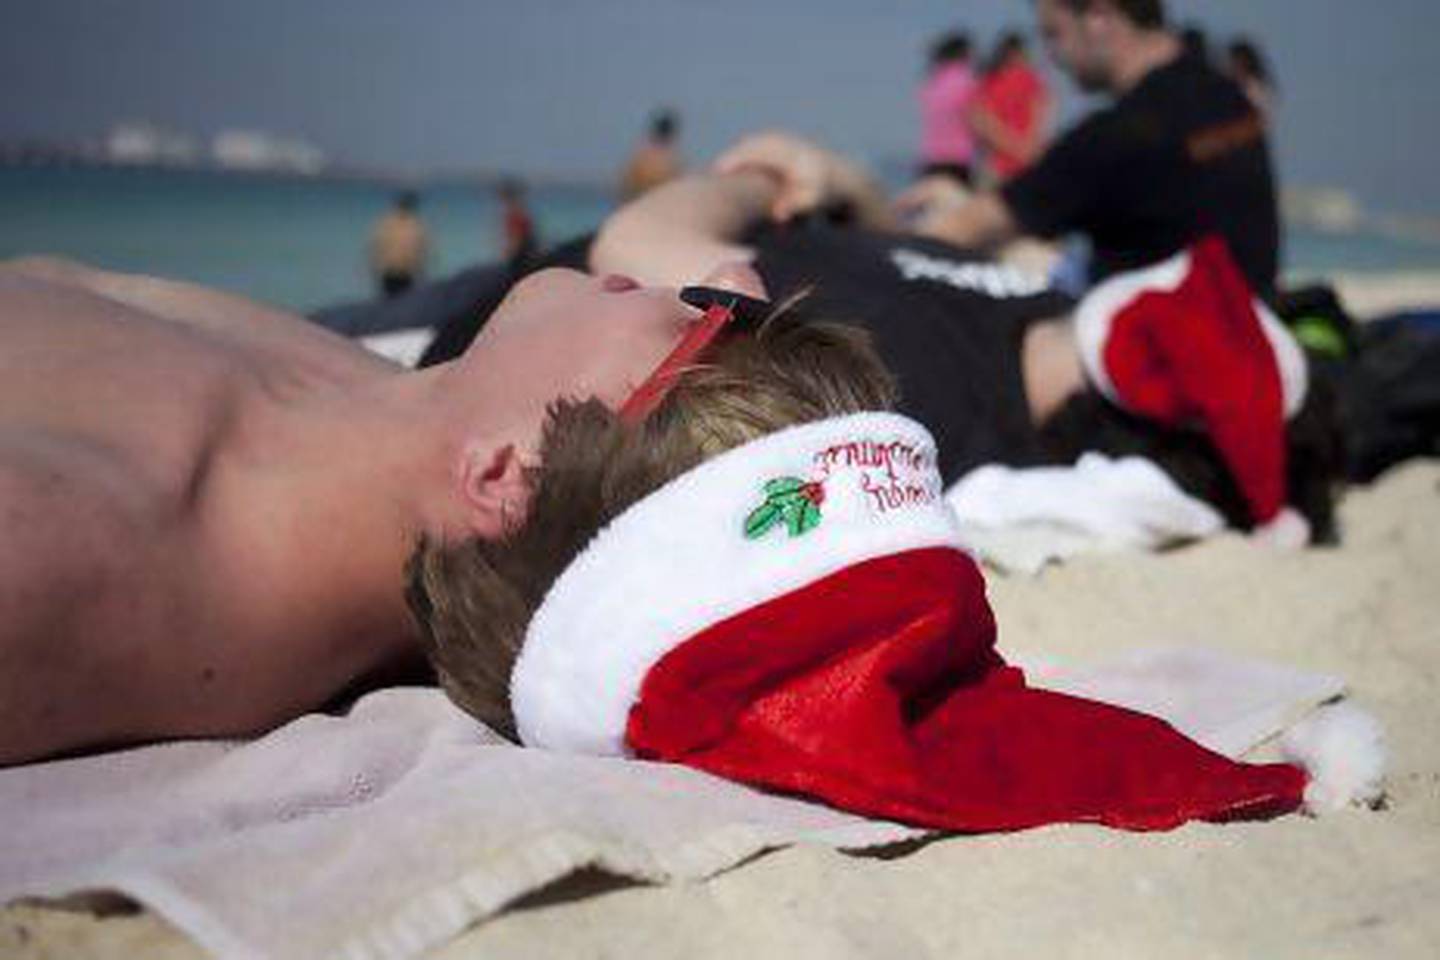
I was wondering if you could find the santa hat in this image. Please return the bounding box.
[510,412,1309,832]
[1074,236,1308,528]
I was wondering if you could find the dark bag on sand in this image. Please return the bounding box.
[1274,285,1440,483]
[1340,317,1440,482]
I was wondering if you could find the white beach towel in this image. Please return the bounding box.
[945,454,1226,575]
[0,648,1349,960]
[361,326,433,367]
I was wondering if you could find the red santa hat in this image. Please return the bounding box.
[1074,236,1308,528]
[510,413,1309,832]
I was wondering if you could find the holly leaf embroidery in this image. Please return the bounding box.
[744,501,784,539]
[764,477,805,497]
[746,476,824,540]
[798,500,822,535]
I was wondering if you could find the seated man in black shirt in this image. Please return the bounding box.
[902,0,1280,298]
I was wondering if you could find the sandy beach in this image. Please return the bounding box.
[4,455,1437,958]
[1325,271,1440,319]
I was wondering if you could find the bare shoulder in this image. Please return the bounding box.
[1,257,398,385]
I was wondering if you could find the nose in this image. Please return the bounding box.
[698,261,769,300]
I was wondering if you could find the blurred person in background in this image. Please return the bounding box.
[619,107,684,201]
[497,177,537,267]
[898,0,1280,300]
[1180,23,1210,63]
[370,190,429,298]
[970,30,1052,183]
[917,30,980,186]
[1227,38,1277,123]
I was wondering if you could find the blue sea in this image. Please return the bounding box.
[3,166,1439,314]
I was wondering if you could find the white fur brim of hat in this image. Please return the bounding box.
[510,412,967,756]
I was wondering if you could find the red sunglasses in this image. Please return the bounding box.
[617,285,771,423]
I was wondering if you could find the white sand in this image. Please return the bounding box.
[1316,271,1440,320]
[4,461,1437,960]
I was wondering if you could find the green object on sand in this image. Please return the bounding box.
[1290,315,1350,359]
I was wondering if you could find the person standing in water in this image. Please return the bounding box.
[370,190,429,298]
[497,177,537,267]
[619,108,684,201]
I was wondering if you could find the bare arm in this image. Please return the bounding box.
[1036,89,1055,154]
[969,102,1032,164]
[712,131,896,230]
[923,191,1020,248]
[594,129,928,290]
[589,169,781,288]
[893,180,1021,251]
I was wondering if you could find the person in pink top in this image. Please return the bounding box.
[972,31,1052,182]
[918,31,979,186]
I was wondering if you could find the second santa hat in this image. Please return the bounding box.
[1075,235,1309,529]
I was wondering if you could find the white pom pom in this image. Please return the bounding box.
[1281,703,1387,814]
[1252,507,1311,549]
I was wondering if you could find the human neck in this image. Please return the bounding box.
[219,370,487,656]
[1109,29,1181,95]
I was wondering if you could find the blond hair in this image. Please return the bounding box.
[405,305,896,738]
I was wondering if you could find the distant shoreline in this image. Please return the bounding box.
[0,151,611,192]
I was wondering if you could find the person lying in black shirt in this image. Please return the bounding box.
[403,131,1337,540]
[899,0,1281,299]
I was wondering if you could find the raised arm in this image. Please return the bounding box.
[711,132,895,229]
[709,131,1020,252]
[969,101,1033,168]
[893,178,1020,250]
[591,132,898,288]
[589,168,780,288]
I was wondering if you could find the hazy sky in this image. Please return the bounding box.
[3,0,1437,213]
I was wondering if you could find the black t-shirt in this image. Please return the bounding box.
[1003,52,1279,297]
[751,224,1074,485]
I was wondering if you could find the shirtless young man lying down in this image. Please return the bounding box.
[0,203,832,764]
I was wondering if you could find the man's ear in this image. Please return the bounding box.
[458,443,531,539]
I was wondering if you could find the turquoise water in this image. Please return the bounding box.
[0,167,615,311]
[3,166,1438,313]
